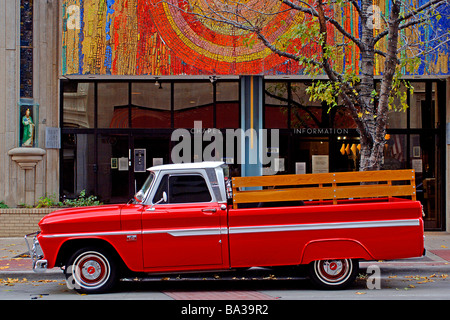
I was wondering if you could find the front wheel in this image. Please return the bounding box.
[65,247,118,294]
[308,259,358,290]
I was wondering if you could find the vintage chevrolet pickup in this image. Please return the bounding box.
[26,161,424,293]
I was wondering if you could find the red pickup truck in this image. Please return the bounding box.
[26,162,424,293]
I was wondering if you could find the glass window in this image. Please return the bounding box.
[152,174,212,204]
[216,102,239,128]
[382,134,407,170]
[410,133,441,227]
[131,82,171,128]
[264,82,288,129]
[334,136,359,172]
[216,81,239,128]
[20,0,33,98]
[385,83,407,129]
[170,175,212,203]
[216,81,238,101]
[291,82,324,129]
[63,82,95,128]
[410,82,437,129]
[333,107,357,129]
[174,82,213,128]
[61,133,96,198]
[97,134,130,203]
[98,83,129,128]
[153,174,169,204]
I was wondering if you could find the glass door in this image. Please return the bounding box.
[132,135,171,194]
[97,133,132,204]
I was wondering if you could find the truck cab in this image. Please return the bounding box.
[134,162,230,270]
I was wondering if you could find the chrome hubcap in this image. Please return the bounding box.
[73,252,110,289]
[315,259,352,285]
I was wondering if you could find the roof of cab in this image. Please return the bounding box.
[147,161,225,172]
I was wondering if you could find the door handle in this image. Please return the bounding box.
[202,208,217,213]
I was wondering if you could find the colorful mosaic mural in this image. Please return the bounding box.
[61,0,449,76]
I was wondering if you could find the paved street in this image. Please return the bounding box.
[1,232,449,302]
[0,265,449,300]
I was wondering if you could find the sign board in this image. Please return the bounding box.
[45,127,61,149]
[312,155,329,173]
[295,162,306,174]
[134,149,146,172]
[118,157,128,171]
[153,158,163,166]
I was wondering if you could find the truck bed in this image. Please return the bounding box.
[228,197,423,268]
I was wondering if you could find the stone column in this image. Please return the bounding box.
[8,147,46,206]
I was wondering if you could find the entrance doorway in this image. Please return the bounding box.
[96,133,171,203]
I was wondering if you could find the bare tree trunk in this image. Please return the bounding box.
[368,0,401,171]
[357,0,377,171]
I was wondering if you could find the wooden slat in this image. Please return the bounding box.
[232,169,417,207]
[232,169,416,188]
[233,187,336,204]
[232,185,414,204]
[334,184,415,199]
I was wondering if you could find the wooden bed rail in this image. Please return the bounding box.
[231,169,416,209]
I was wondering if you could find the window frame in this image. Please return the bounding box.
[147,171,215,205]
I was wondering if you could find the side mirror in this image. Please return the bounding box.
[134,190,145,203]
[147,191,167,211]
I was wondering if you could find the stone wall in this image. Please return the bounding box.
[0,0,60,208]
[0,208,54,237]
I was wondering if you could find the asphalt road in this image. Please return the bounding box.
[1,264,449,300]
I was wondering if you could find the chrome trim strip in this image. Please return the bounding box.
[143,227,224,237]
[228,219,421,234]
[41,230,141,238]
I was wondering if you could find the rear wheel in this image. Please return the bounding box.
[65,247,118,294]
[308,259,358,290]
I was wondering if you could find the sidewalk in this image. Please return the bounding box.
[0,232,449,279]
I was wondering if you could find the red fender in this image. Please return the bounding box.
[300,239,374,265]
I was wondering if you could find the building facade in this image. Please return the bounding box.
[0,0,449,231]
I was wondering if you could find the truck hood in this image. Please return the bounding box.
[39,204,124,235]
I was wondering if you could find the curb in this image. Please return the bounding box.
[0,270,64,281]
[0,258,63,280]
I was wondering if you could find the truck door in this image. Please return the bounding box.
[142,173,224,269]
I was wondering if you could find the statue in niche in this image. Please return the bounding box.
[21,107,35,147]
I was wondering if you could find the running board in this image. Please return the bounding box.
[120,267,307,282]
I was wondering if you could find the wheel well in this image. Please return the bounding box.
[300,239,374,265]
[55,238,124,269]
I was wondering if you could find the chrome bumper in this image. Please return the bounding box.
[24,232,47,273]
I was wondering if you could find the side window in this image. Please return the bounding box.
[169,175,212,203]
[152,174,212,204]
[153,175,168,204]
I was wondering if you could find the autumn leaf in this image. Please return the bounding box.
[441,245,448,248]
[355,291,366,295]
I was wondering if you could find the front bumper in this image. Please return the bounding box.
[24,232,47,273]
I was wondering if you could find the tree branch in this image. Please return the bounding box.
[281,0,364,49]
[264,89,322,126]
[373,0,447,44]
